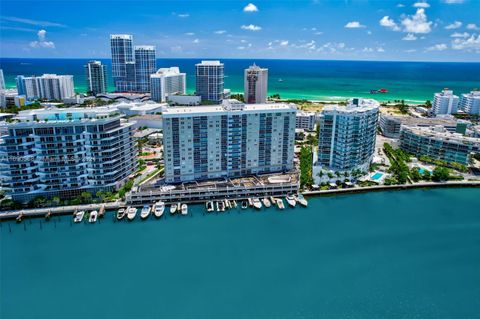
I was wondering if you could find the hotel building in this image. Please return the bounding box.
[195,60,224,104]
[244,64,268,104]
[400,125,480,165]
[432,89,459,115]
[162,99,296,183]
[150,67,186,102]
[134,45,157,93]
[315,98,379,173]
[15,74,74,101]
[0,107,137,203]
[459,90,480,115]
[85,60,108,95]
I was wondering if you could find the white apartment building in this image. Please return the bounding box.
[162,99,297,183]
[314,98,379,177]
[0,107,137,203]
[16,74,75,101]
[296,111,317,131]
[150,67,186,102]
[432,89,459,115]
[244,64,268,104]
[460,90,480,115]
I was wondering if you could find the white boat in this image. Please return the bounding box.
[232,200,237,208]
[276,199,285,210]
[74,210,85,223]
[270,196,276,204]
[153,201,165,218]
[248,198,253,207]
[170,203,177,215]
[241,200,248,209]
[286,195,296,207]
[218,201,225,212]
[297,194,308,207]
[262,197,271,208]
[127,207,137,220]
[116,208,126,220]
[181,203,188,215]
[252,198,262,209]
[140,205,151,219]
[89,210,98,223]
[225,199,230,209]
[206,201,214,212]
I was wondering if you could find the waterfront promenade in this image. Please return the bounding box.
[1,181,479,221]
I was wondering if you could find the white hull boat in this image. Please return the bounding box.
[262,198,271,208]
[181,203,188,215]
[276,199,285,210]
[297,194,308,207]
[89,210,98,223]
[140,205,151,219]
[206,201,214,212]
[153,201,165,218]
[170,204,177,215]
[127,207,137,221]
[252,198,262,209]
[116,208,126,220]
[74,210,85,223]
[286,195,296,207]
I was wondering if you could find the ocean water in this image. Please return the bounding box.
[1,188,480,319]
[1,58,480,103]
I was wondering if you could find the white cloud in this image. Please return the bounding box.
[29,29,55,49]
[427,43,448,51]
[397,3,405,7]
[237,46,246,50]
[279,40,289,46]
[466,23,479,30]
[177,13,189,18]
[451,34,480,51]
[362,47,374,52]
[2,16,66,27]
[445,21,462,29]
[442,0,464,3]
[243,3,258,12]
[379,16,400,31]
[401,8,432,34]
[318,42,347,53]
[241,24,261,31]
[214,30,226,34]
[184,32,195,36]
[402,33,418,40]
[193,38,199,44]
[345,21,365,29]
[413,1,430,8]
[314,31,323,35]
[377,47,385,52]
[170,46,183,54]
[451,32,469,38]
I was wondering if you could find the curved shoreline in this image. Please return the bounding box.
[1,181,479,221]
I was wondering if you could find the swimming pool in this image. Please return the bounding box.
[371,172,384,180]
[417,167,430,174]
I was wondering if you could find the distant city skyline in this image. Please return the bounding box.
[0,0,479,62]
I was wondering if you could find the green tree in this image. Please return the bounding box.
[80,191,92,204]
[432,167,450,182]
[299,146,313,188]
[410,168,422,182]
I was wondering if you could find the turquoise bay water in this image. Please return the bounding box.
[2,188,480,319]
[1,58,480,103]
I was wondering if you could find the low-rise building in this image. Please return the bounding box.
[129,114,162,129]
[167,94,201,106]
[0,90,26,108]
[0,107,137,203]
[399,125,480,165]
[379,114,460,138]
[115,101,166,116]
[295,111,316,131]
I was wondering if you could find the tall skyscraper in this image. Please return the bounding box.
[16,74,74,100]
[0,69,5,91]
[432,89,459,115]
[195,60,224,103]
[244,64,268,104]
[459,90,480,115]
[162,99,296,183]
[110,34,134,92]
[85,60,108,95]
[315,98,379,173]
[0,107,137,203]
[134,45,157,93]
[150,67,186,102]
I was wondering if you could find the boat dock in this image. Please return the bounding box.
[0,202,124,221]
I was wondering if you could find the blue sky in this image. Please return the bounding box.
[0,0,479,61]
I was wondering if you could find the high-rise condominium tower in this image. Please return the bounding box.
[85,60,108,95]
[244,64,268,104]
[110,34,134,92]
[195,60,224,103]
[134,46,156,93]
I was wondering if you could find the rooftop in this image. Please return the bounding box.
[196,60,223,66]
[403,125,480,145]
[323,98,379,114]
